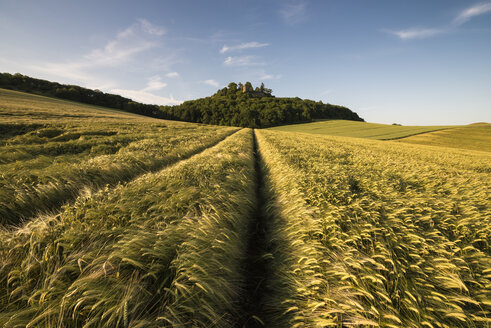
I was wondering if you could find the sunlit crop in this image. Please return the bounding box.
[1,89,489,327]
[256,130,490,327]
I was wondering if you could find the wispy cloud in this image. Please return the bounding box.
[220,41,269,54]
[165,72,180,78]
[138,18,166,36]
[26,61,118,90]
[142,76,167,92]
[31,19,164,78]
[203,79,220,87]
[111,88,181,105]
[223,56,263,67]
[83,20,163,67]
[280,2,307,24]
[84,41,155,67]
[387,27,444,40]
[386,2,491,40]
[261,73,282,80]
[26,19,167,91]
[454,2,491,25]
[112,74,181,105]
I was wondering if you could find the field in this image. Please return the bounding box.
[268,120,457,140]
[255,130,490,327]
[397,124,491,152]
[0,89,238,225]
[0,89,490,327]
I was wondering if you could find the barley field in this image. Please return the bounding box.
[268,120,457,140]
[0,89,238,225]
[255,130,490,327]
[397,124,491,152]
[0,89,489,327]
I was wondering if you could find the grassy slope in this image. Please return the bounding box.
[0,88,238,225]
[0,88,156,124]
[396,123,491,152]
[267,120,457,140]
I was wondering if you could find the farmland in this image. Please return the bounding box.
[0,89,490,327]
[255,130,490,327]
[397,124,491,152]
[0,89,238,225]
[268,120,458,140]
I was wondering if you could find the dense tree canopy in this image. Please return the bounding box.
[0,73,363,128]
[159,82,363,127]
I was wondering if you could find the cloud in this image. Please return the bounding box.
[111,88,182,105]
[142,76,167,92]
[203,79,219,87]
[30,19,166,83]
[84,20,165,67]
[261,73,282,80]
[387,27,444,40]
[22,19,172,95]
[386,2,491,40]
[4,19,182,107]
[138,18,166,36]
[220,42,269,53]
[223,56,264,67]
[84,41,155,67]
[112,75,182,105]
[165,72,180,78]
[454,2,491,25]
[280,2,307,24]
[26,61,119,90]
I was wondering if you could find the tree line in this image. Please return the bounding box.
[0,73,363,128]
[0,73,163,118]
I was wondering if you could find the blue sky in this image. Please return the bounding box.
[1,0,490,124]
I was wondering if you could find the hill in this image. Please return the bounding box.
[0,73,363,128]
[396,123,491,152]
[0,87,237,224]
[0,73,164,119]
[0,88,158,125]
[158,82,363,128]
[268,119,458,140]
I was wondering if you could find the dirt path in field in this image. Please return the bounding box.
[5,129,240,228]
[240,129,271,327]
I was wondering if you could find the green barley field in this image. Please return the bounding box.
[396,123,491,152]
[267,119,458,140]
[0,88,490,327]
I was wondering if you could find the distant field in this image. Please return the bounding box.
[267,119,458,140]
[397,123,491,152]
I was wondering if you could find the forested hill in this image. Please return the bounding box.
[0,72,163,118]
[0,73,363,128]
[159,82,363,128]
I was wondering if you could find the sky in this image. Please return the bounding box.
[1,0,490,125]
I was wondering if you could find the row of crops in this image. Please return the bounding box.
[255,130,490,327]
[0,121,489,327]
[0,128,256,327]
[0,121,238,224]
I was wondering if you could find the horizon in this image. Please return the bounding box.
[1,0,490,125]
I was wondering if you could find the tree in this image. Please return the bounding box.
[244,81,253,93]
[227,82,237,93]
